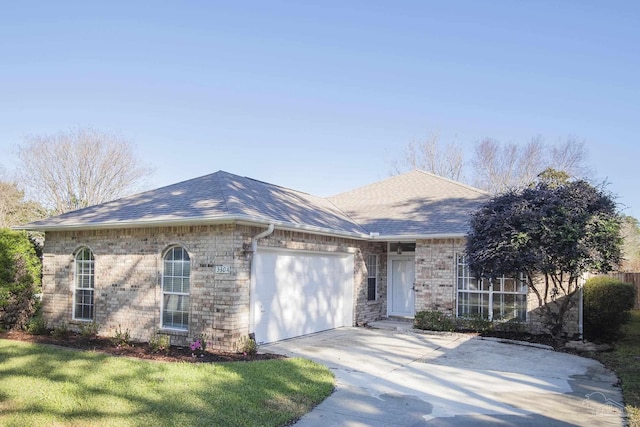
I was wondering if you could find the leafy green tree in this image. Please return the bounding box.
[465,169,623,340]
[0,229,42,330]
[0,181,47,228]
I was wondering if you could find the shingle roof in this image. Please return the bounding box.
[23,171,368,236]
[328,170,488,237]
[21,169,488,238]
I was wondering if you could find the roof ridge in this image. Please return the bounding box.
[411,169,489,196]
[216,171,231,213]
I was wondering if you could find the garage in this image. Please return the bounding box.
[252,248,354,344]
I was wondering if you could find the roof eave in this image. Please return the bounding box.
[15,215,372,241]
[370,232,467,241]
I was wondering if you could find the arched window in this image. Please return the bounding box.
[74,247,95,320]
[162,246,190,330]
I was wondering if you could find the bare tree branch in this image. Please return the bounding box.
[390,135,464,181]
[16,127,154,215]
[471,137,591,194]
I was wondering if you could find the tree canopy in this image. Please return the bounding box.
[0,181,47,228]
[465,169,622,338]
[0,229,41,329]
[16,127,154,215]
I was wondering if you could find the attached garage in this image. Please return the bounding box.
[251,248,355,344]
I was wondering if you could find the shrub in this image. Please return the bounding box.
[149,332,171,353]
[79,321,99,339]
[0,229,41,330]
[456,315,494,333]
[189,334,209,357]
[238,335,258,355]
[111,325,131,347]
[414,310,456,332]
[51,323,69,338]
[584,276,636,342]
[25,314,47,335]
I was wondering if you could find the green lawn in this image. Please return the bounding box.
[0,339,334,427]
[591,310,640,427]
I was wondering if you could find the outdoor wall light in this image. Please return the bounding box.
[397,243,402,255]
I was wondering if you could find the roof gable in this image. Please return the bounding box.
[21,169,488,238]
[24,171,367,236]
[328,170,488,237]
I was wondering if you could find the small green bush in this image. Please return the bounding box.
[111,325,131,347]
[584,276,636,342]
[51,323,69,338]
[25,314,47,335]
[238,335,258,355]
[79,321,99,339]
[414,310,456,332]
[456,315,494,333]
[149,332,170,353]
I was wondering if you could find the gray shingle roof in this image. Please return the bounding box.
[23,171,368,236]
[21,169,488,238]
[328,170,488,237]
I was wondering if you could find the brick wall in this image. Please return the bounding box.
[414,238,465,316]
[41,224,385,351]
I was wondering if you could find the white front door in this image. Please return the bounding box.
[388,257,415,317]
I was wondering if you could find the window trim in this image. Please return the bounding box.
[366,254,378,301]
[73,247,95,321]
[456,254,527,322]
[161,246,191,331]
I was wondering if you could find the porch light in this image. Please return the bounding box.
[397,243,402,255]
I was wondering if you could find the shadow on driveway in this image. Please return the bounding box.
[262,325,624,427]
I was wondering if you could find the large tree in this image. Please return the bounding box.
[465,169,622,340]
[16,127,154,215]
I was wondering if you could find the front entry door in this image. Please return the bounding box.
[389,257,415,317]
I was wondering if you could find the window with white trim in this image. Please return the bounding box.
[74,247,95,320]
[456,254,527,321]
[366,255,378,301]
[162,246,191,330]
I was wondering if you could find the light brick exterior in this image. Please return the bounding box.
[414,238,464,316]
[41,225,388,351]
[42,227,580,349]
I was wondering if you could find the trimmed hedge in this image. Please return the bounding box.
[584,276,636,342]
[0,229,41,330]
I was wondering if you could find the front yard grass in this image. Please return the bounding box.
[590,310,640,427]
[0,339,334,427]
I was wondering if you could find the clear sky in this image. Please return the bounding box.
[1,1,639,217]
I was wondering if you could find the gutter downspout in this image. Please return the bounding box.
[251,224,275,254]
[248,224,275,341]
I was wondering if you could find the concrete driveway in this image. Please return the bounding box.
[262,321,625,426]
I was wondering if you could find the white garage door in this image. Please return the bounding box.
[252,249,354,344]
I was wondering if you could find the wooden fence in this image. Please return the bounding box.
[599,272,640,309]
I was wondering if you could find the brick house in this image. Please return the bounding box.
[21,170,565,351]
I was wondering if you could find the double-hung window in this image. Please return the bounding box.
[456,254,527,321]
[74,247,95,320]
[366,255,378,301]
[162,246,191,330]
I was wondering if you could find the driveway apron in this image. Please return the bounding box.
[262,324,625,427]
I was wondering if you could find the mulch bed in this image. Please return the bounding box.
[0,330,284,363]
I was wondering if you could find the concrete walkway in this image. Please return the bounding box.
[262,321,625,426]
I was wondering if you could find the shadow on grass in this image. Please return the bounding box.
[0,340,334,427]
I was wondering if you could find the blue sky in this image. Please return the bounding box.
[1,1,639,217]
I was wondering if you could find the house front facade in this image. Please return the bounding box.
[23,170,560,351]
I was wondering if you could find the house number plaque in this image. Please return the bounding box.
[215,265,231,274]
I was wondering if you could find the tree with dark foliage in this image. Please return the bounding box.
[465,169,623,340]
